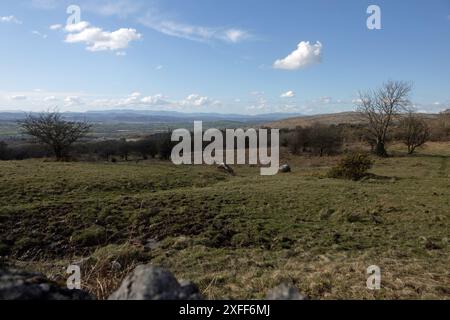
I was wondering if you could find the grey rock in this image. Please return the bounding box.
[217,163,235,175]
[144,238,160,250]
[279,164,291,173]
[0,268,93,300]
[178,280,203,300]
[108,265,202,300]
[266,283,306,300]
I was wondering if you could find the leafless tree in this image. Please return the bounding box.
[399,112,430,154]
[357,80,412,157]
[20,111,91,161]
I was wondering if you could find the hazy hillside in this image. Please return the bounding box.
[0,110,302,139]
[0,110,301,124]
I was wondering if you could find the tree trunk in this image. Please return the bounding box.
[54,147,64,161]
[375,141,388,157]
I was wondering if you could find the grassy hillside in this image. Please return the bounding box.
[0,142,449,299]
[266,112,366,129]
[266,112,442,129]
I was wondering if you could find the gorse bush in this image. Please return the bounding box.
[327,153,373,181]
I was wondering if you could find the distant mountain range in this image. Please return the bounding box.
[0,110,302,124]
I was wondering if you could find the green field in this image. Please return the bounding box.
[0,143,449,299]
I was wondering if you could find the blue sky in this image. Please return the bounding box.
[0,0,449,114]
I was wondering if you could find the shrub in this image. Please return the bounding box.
[327,153,373,180]
[287,124,343,156]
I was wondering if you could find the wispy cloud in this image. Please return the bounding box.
[0,15,22,24]
[138,11,251,44]
[49,24,63,30]
[32,30,48,39]
[10,95,27,100]
[82,0,143,18]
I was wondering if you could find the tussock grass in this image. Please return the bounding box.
[0,142,449,299]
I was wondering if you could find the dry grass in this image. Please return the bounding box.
[0,142,449,299]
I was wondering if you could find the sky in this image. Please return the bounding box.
[0,0,449,114]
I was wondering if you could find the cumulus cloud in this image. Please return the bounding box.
[281,90,295,98]
[65,21,90,33]
[0,16,22,24]
[102,92,170,108]
[181,94,211,107]
[64,21,142,52]
[141,94,168,105]
[274,41,322,70]
[64,96,82,107]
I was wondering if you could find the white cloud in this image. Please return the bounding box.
[274,41,322,70]
[10,95,27,100]
[141,94,167,105]
[281,90,295,98]
[65,21,90,33]
[116,51,127,56]
[64,21,142,52]
[100,92,170,108]
[155,65,164,70]
[247,91,268,112]
[44,96,57,102]
[64,96,82,107]
[0,15,22,24]
[224,29,250,43]
[49,24,63,30]
[139,13,250,44]
[181,94,211,107]
[32,30,48,39]
[318,96,332,104]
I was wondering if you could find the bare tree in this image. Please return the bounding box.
[20,111,91,161]
[357,80,412,157]
[399,112,430,154]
